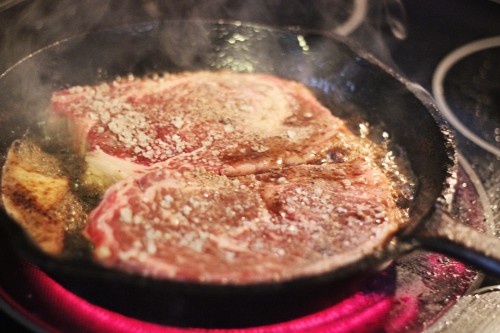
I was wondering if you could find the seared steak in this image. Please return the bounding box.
[1,140,86,255]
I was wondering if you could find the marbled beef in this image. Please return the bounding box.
[51,71,353,189]
[51,71,406,283]
[86,159,402,284]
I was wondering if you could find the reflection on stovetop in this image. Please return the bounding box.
[433,38,500,154]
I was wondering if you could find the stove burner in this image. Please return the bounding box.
[332,0,368,36]
[432,36,500,156]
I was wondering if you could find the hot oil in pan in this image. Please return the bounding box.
[39,134,99,258]
[7,131,98,259]
[314,88,416,213]
[1,71,416,281]
[350,113,416,213]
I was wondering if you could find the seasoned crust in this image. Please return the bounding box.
[1,140,87,255]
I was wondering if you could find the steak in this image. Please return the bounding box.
[86,160,402,283]
[42,71,409,283]
[51,71,352,189]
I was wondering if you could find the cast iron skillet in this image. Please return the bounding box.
[0,21,499,328]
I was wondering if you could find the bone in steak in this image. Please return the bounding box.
[50,71,352,188]
[86,160,402,283]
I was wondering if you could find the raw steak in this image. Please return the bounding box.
[49,70,407,283]
[86,159,403,283]
[50,71,353,188]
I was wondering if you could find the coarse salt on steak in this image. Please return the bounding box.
[86,159,403,284]
[49,70,407,283]
[50,71,351,189]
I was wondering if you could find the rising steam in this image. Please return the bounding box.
[1,0,407,73]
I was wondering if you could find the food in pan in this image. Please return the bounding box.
[88,163,402,283]
[1,71,412,283]
[1,140,87,255]
[50,71,356,190]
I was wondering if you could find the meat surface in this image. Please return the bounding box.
[86,160,402,283]
[51,71,352,190]
[44,70,408,283]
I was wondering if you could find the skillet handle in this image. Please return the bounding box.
[412,206,500,277]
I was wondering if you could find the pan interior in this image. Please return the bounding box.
[0,20,454,285]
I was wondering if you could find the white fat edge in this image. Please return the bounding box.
[83,148,147,190]
[46,112,96,155]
